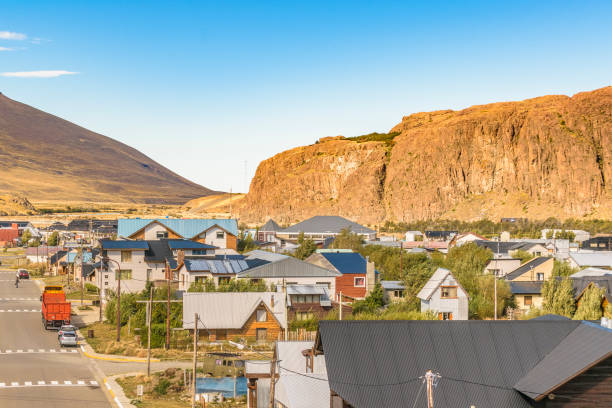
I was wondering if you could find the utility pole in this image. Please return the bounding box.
[495,231,500,320]
[191,313,198,408]
[80,248,84,307]
[147,285,153,377]
[166,263,171,350]
[425,370,440,408]
[268,348,277,408]
[339,291,343,321]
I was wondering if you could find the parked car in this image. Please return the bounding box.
[58,332,78,347]
[18,269,29,279]
[58,324,77,338]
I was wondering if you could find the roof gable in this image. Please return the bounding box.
[237,256,340,279]
[280,216,375,235]
[118,218,238,239]
[319,252,367,275]
[505,257,553,281]
[417,268,465,300]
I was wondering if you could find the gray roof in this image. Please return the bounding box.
[244,249,289,263]
[286,285,332,307]
[570,267,612,278]
[260,219,282,232]
[245,360,271,375]
[236,257,340,279]
[569,251,612,267]
[182,292,286,329]
[183,258,250,274]
[571,276,612,301]
[280,216,375,235]
[509,281,543,294]
[316,320,612,408]
[504,257,552,281]
[380,281,405,290]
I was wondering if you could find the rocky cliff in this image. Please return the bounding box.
[240,87,612,224]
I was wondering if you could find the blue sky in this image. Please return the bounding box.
[1,1,611,193]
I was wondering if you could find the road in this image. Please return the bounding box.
[0,270,111,407]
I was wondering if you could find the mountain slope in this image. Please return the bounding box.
[239,86,612,224]
[0,92,214,204]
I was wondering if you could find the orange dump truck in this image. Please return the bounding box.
[42,285,71,329]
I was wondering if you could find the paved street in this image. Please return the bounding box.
[0,270,111,407]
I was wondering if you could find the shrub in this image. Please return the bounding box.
[140,323,167,348]
[85,283,98,293]
[154,378,171,395]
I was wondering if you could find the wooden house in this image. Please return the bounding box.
[505,257,554,310]
[417,267,469,320]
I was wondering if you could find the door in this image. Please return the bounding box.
[256,328,267,341]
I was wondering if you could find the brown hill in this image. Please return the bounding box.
[0,92,214,204]
[239,86,612,224]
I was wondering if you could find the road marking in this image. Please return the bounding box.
[0,380,99,388]
[24,381,32,386]
[50,381,58,385]
[37,381,45,385]
[0,298,39,301]
[0,309,41,312]
[0,383,5,387]
[64,380,72,385]
[0,349,79,355]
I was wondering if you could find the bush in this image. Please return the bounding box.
[85,283,98,293]
[154,378,171,395]
[140,323,167,348]
[289,317,319,331]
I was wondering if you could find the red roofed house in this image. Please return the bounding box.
[0,223,19,247]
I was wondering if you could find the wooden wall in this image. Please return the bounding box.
[203,304,282,341]
[336,274,367,299]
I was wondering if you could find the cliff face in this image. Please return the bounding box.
[240,87,612,224]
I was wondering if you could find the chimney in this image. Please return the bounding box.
[11,223,18,230]
[366,257,376,295]
[271,294,275,308]
[177,249,185,266]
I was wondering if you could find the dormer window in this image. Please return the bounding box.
[156,231,168,239]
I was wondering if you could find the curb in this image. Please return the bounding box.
[105,375,138,408]
[79,342,161,363]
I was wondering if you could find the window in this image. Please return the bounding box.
[534,251,541,256]
[192,249,207,255]
[218,276,231,285]
[354,277,366,287]
[104,274,108,280]
[115,269,132,280]
[524,296,533,307]
[195,276,206,283]
[146,269,152,282]
[441,286,458,299]
[120,250,132,263]
[394,290,405,298]
[536,273,544,281]
[256,328,267,341]
[182,274,185,285]
[439,312,453,320]
[104,282,108,286]
[156,231,168,239]
[296,312,314,321]
[489,268,500,277]
[256,309,267,322]
[590,242,598,248]
[216,231,225,239]
[316,282,331,289]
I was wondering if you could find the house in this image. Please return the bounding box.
[236,257,340,298]
[47,250,68,275]
[475,240,548,257]
[275,216,376,243]
[404,230,423,241]
[581,236,612,251]
[424,230,457,241]
[175,257,252,291]
[380,280,405,303]
[570,267,612,278]
[417,268,469,320]
[504,257,554,310]
[568,251,612,269]
[0,223,19,247]
[315,319,612,407]
[25,245,62,263]
[571,276,612,313]
[0,221,38,237]
[451,232,487,247]
[256,219,282,243]
[182,292,287,341]
[484,257,521,277]
[245,360,272,408]
[305,251,377,301]
[117,218,239,250]
[66,219,117,242]
[285,284,350,320]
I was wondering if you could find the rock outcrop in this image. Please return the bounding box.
[240,87,612,224]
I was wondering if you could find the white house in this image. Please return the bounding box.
[484,257,522,277]
[417,268,469,320]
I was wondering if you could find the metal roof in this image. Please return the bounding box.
[260,219,282,232]
[183,258,249,274]
[182,292,286,329]
[144,240,173,263]
[100,239,149,250]
[417,268,455,300]
[380,281,405,290]
[237,257,340,279]
[118,218,238,239]
[280,216,375,235]
[504,257,552,281]
[244,250,289,263]
[316,320,612,408]
[571,276,612,301]
[509,281,543,294]
[319,252,367,275]
[570,267,612,278]
[569,251,612,267]
[286,285,332,307]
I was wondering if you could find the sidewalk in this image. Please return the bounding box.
[78,336,161,363]
[104,374,138,408]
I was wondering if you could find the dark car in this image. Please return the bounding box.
[18,269,29,279]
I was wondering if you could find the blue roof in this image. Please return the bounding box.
[100,240,150,250]
[320,252,367,274]
[67,251,94,264]
[166,239,216,250]
[118,218,238,239]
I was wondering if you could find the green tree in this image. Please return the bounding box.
[294,232,317,260]
[542,277,576,317]
[331,228,364,251]
[47,231,60,246]
[20,229,31,245]
[573,284,606,320]
[511,250,534,264]
[351,283,385,315]
[237,234,258,253]
[552,260,577,277]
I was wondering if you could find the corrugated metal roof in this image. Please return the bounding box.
[319,252,366,275]
[100,239,149,250]
[118,218,238,239]
[504,257,552,281]
[245,360,271,375]
[317,320,608,408]
[510,281,543,294]
[166,239,216,250]
[514,322,612,400]
[571,276,612,301]
[182,292,286,329]
[569,251,612,267]
[275,374,329,408]
[280,216,375,235]
[380,280,405,290]
[570,266,612,278]
[260,219,282,232]
[286,285,331,307]
[237,257,340,279]
[183,258,251,274]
